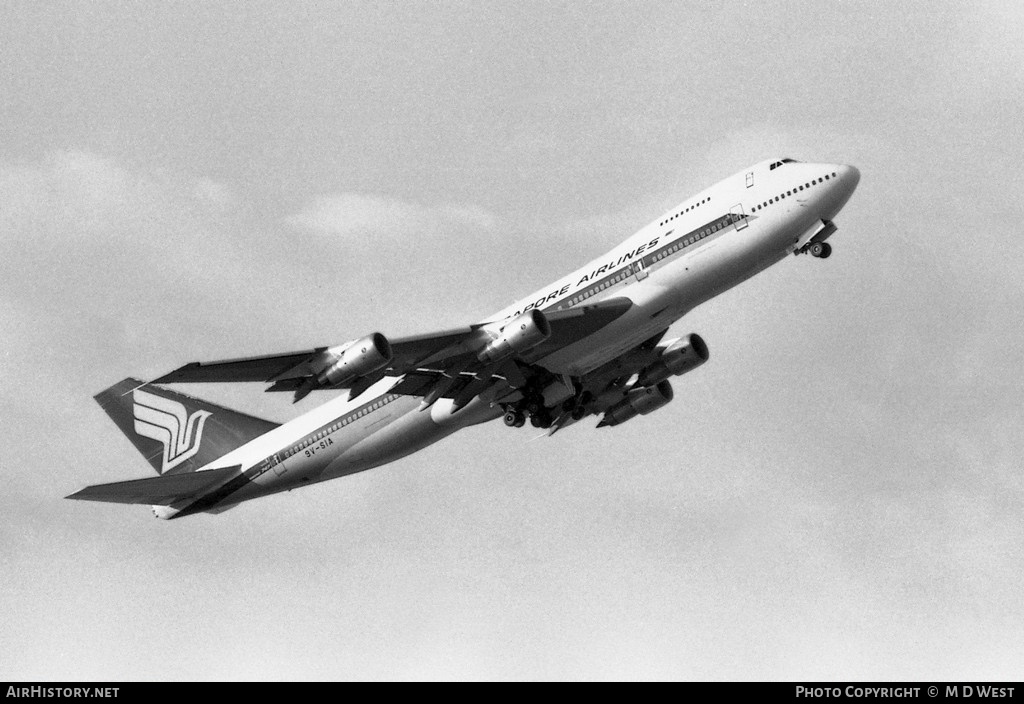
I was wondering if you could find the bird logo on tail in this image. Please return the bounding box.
[132,389,212,474]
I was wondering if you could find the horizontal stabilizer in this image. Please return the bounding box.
[66,466,241,506]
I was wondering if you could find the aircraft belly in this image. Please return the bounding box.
[204,393,499,508]
[211,395,417,503]
[320,396,475,479]
[225,455,327,503]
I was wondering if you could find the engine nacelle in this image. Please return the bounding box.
[477,309,551,364]
[317,333,393,388]
[636,333,709,387]
[598,380,674,427]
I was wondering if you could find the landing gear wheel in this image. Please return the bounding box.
[504,410,525,428]
[808,242,826,258]
[530,411,553,429]
[818,242,832,259]
[571,406,587,421]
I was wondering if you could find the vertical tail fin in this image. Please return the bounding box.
[95,378,280,475]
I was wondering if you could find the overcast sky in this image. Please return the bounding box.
[2,0,1022,681]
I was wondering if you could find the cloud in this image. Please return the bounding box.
[286,193,496,238]
[0,151,235,252]
[0,151,511,425]
[0,151,286,431]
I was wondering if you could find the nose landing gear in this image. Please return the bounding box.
[797,241,832,258]
[807,241,832,259]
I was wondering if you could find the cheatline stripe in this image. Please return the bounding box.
[544,212,756,313]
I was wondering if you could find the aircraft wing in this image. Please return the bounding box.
[152,298,633,397]
[523,297,632,361]
[152,328,476,385]
[152,349,330,384]
[66,466,241,505]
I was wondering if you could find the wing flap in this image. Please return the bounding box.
[66,466,241,505]
[387,370,441,397]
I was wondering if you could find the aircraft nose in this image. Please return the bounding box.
[821,163,860,219]
[840,164,861,192]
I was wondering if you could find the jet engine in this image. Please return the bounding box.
[636,333,709,387]
[317,333,393,388]
[477,309,551,363]
[597,380,674,427]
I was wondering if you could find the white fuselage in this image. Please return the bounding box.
[160,159,860,518]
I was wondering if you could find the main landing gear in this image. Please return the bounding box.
[529,409,554,428]
[502,408,554,428]
[503,399,576,430]
[503,378,588,430]
[503,409,526,428]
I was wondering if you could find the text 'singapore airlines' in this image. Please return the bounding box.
[70,158,860,519]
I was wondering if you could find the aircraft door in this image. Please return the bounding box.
[264,453,286,476]
[632,258,649,281]
[730,204,749,231]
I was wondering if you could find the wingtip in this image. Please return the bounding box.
[150,363,199,385]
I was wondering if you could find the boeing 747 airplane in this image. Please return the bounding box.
[70,158,860,519]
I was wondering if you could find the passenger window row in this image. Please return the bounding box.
[652,216,725,262]
[564,212,737,310]
[751,172,837,212]
[567,268,631,307]
[661,196,711,227]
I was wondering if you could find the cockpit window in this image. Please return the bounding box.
[769,158,800,170]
